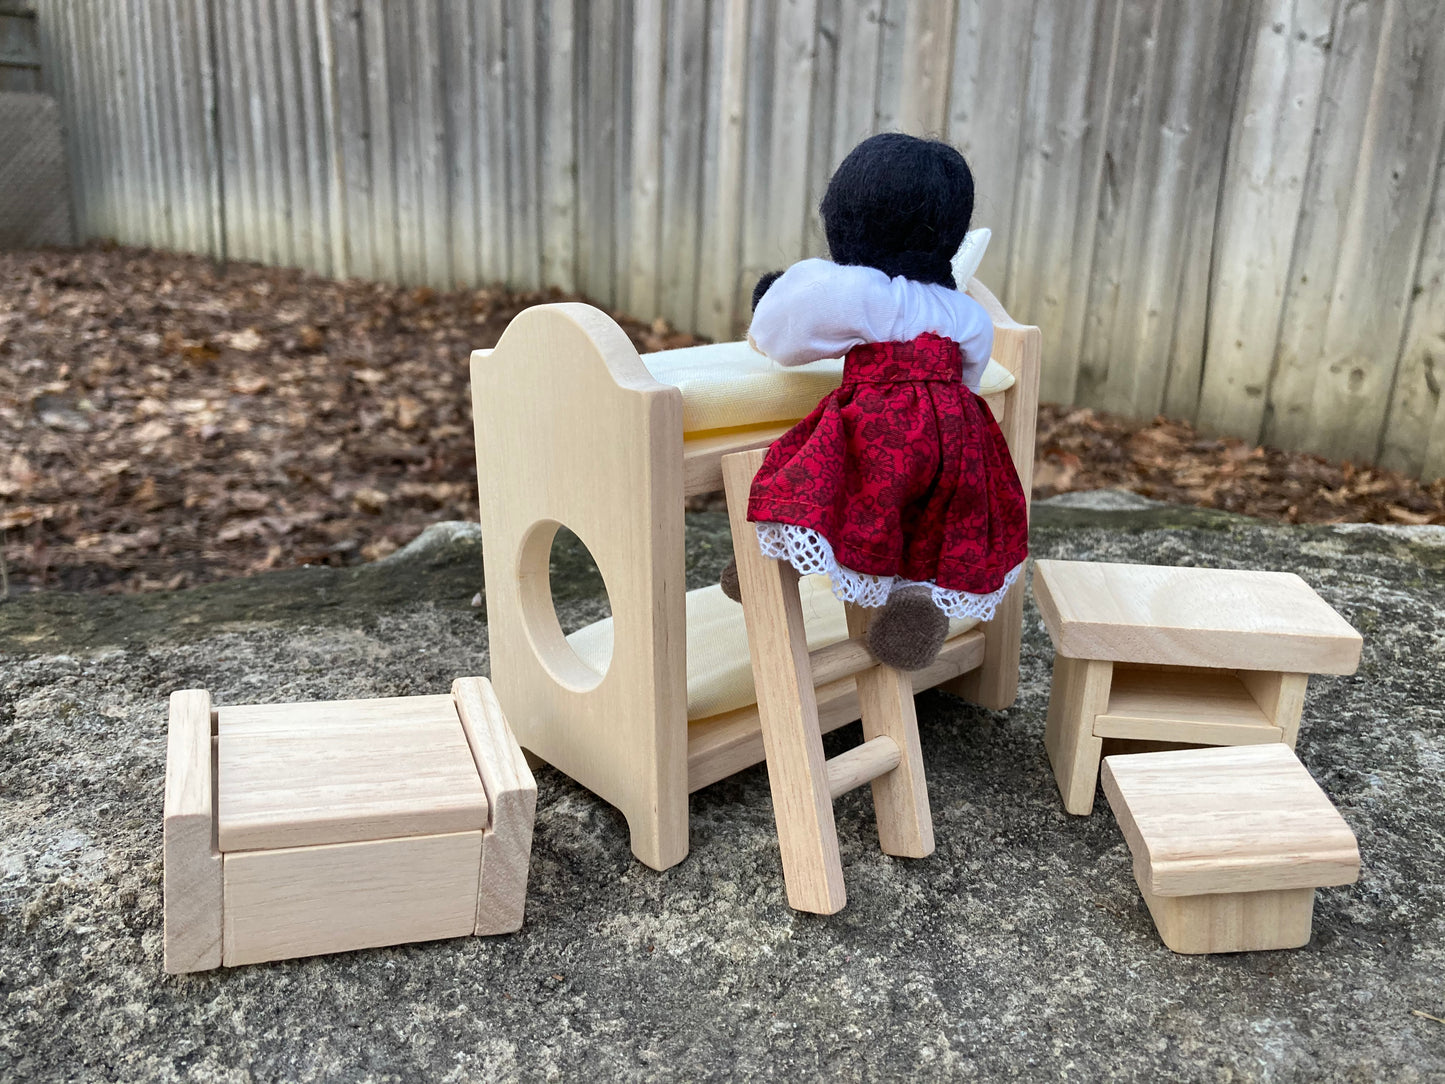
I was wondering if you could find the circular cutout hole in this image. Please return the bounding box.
[516,521,614,691]
[547,526,613,635]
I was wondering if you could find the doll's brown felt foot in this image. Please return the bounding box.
[865,586,948,671]
[720,559,742,603]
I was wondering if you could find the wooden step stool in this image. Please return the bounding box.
[163,677,536,973]
[722,449,934,914]
[1101,744,1360,953]
[1034,560,1363,815]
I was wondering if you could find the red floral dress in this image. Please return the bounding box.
[746,332,1028,620]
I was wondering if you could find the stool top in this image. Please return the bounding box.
[217,693,489,851]
[1033,560,1362,673]
[1101,744,1360,897]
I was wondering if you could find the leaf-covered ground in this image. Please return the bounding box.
[3,245,1442,595]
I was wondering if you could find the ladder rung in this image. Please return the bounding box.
[826,736,901,799]
[808,638,877,687]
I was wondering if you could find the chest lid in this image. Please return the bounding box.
[217,693,489,851]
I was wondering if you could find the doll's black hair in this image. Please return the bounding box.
[819,133,973,290]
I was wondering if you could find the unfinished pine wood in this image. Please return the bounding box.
[943,278,1041,712]
[1103,744,1359,953]
[472,304,689,871]
[221,830,483,967]
[452,677,538,936]
[686,627,986,793]
[1237,670,1310,749]
[845,603,934,860]
[1033,561,1364,674]
[1139,883,1316,955]
[1043,656,1113,816]
[826,736,901,801]
[1093,666,1280,744]
[723,447,847,915]
[163,689,222,974]
[473,293,1029,869]
[1101,744,1361,897]
[682,423,794,497]
[216,695,488,851]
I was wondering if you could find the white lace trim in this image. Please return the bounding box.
[754,522,1023,622]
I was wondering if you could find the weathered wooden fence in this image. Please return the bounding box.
[30,0,1445,480]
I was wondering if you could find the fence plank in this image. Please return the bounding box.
[766,0,818,267]
[657,0,706,331]
[1380,133,1445,478]
[33,0,1445,479]
[829,0,882,173]
[324,0,366,279]
[416,0,450,286]
[873,0,905,133]
[898,0,955,137]
[505,0,541,289]
[803,0,838,258]
[539,0,576,294]
[626,0,664,315]
[1074,0,1162,412]
[362,1,399,280]
[696,0,747,340]
[1264,0,1445,464]
[386,1,422,283]
[476,0,510,284]
[946,0,1034,289]
[1194,0,1335,441]
[1006,0,1122,405]
[441,0,477,287]
[294,0,329,274]
[1159,3,1254,421]
[273,0,312,270]
[576,0,620,306]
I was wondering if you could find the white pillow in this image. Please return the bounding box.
[951,227,991,288]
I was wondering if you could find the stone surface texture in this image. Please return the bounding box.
[1,497,1442,1081]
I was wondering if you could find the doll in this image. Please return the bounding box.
[721,133,1029,672]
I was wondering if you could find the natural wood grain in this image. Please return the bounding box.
[657,0,705,331]
[945,0,1033,290]
[1095,666,1278,737]
[473,290,1026,868]
[825,736,901,800]
[472,303,689,871]
[695,0,750,340]
[845,603,933,860]
[216,695,488,851]
[1101,744,1360,897]
[1139,883,1316,955]
[1194,0,1334,441]
[452,677,537,936]
[943,279,1040,711]
[682,423,794,497]
[1263,0,1445,464]
[221,831,482,967]
[1237,670,1310,749]
[723,447,847,914]
[686,628,986,793]
[1043,655,1113,816]
[163,689,222,974]
[806,637,877,689]
[1032,561,1363,674]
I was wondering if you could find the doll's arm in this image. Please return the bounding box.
[954,293,996,392]
[749,259,898,366]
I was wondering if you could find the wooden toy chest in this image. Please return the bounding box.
[163,677,536,973]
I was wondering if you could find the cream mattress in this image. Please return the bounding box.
[641,341,1016,436]
[566,576,980,722]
